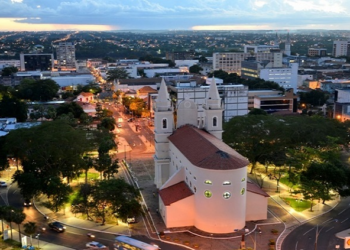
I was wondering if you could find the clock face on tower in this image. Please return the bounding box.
[184,101,191,108]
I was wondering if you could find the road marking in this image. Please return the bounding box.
[295,241,298,250]
[321,218,333,225]
[338,208,347,215]
[325,226,334,232]
[303,227,315,235]
[341,218,349,223]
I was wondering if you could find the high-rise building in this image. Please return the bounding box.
[332,40,350,57]
[56,42,76,70]
[19,53,54,71]
[213,51,283,75]
[166,51,195,62]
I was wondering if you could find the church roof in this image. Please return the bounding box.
[247,181,270,197]
[137,86,157,93]
[159,181,193,206]
[169,125,249,170]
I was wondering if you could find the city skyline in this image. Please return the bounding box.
[1,0,350,31]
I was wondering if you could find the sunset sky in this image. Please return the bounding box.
[1,0,350,31]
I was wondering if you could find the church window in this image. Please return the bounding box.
[223,192,231,199]
[204,180,212,185]
[162,118,167,129]
[194,176,196,180]
[240,188,245,195]
[190,182,192,187]
[213,117,217,127]
[223,181,231,185]
[176,165,178,170]
[241,177,246,182]
[194,187,197,193]
[204,190,212,198]
[186,177,188,182]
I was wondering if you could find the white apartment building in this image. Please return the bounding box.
[244,44,280,53]
[333,40,350,57]
[213,52,283,75]
[56,42,76,70]
[169,82,248,122]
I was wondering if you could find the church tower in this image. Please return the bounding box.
[284,32,291,56]
[203,77,223,140]
[274,32,279,47]
[154,78,174,188]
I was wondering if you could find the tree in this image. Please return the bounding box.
[4,208,15,239]
[189,65,203,74]
[56,102,85,119]
[248,108,267,116]
[99,117,116,131]
[299,90,329,106]
[106,68,129,82]
[0,95,28,122]
[198,56,208,63]
[17,79,59,101]
[76,82,102,95]
[1,66,18,76]
[12,208,26,242]
[24,222,37,246]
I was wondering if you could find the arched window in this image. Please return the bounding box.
[240,188,245,195]
[213,117,217,127]
[204,180,212,185]
[223,181,231,185]
[162,118,167,129]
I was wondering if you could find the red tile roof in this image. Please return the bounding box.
[159,181,194,206]
[247,181,270,197]
[168,125,249,170]
[79,92,94,97]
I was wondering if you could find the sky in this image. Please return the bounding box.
[1,0,350,31]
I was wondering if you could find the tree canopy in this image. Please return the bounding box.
[1,66,18,76]
[106,68,129,82]
[16,78,60,101]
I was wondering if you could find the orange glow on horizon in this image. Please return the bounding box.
[0,18,117,31]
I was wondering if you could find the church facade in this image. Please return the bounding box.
[153,78,269,234]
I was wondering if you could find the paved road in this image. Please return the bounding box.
[282,196,350,250]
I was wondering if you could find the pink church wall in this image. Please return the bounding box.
[246,191,268,221]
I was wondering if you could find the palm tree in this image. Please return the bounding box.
[23,222,37,246]
[12,209,26,242]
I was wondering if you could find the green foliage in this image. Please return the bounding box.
[1,66,18,76]
[76,82,102,94]
[189,64,203,74]
[17,78,59,101]
[280,197,312,212]
[99,117,116,131]
[208,70,284,90]
[106,68,129,82]
[0,95,28,122]
[248,108,267,116]
[139,55,175,67]
[56,102,85,119]
[299,90,329,106]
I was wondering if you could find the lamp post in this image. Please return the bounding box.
[35,233,40,249]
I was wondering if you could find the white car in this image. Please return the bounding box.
[86,241,107,249]
[0,181,7,187]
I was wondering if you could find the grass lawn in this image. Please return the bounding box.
[280,197,313,212]
[78,172,100,181]
[280,176,299,189]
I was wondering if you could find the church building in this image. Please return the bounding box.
[153,78,269,234]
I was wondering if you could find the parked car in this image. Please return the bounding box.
[86,241,107,249]
[23,198,32,207]
[0,181,7,187]
[48,222,66,232]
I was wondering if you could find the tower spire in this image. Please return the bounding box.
[206,77,221,109]
[156,78,171,110]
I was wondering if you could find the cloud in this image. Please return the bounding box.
[1,0,350,30]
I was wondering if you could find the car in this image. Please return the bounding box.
[127,217,137,224]
[23,198,32,207]
[0,181,7,187]
[117,123,122,128]
[48,221,66,232]
[86,241,107,249]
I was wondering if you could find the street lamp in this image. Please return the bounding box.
[35,233,40,249]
